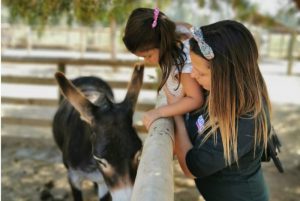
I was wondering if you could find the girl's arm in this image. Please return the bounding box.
[160,73,204,116]
[143,74,204,129]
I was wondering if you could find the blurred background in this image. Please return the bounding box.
[1,0,300,201]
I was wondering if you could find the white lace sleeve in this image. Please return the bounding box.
[176,24,192,35]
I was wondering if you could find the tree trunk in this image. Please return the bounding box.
[110,18,117,60]
[80,27,86,57]
[27,26,32,53]
[287,32,296,75]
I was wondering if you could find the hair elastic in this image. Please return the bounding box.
[190,26,214,60]
[151,8,159,28]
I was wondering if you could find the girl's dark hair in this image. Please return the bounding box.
[190,20,271,165]
[123,8,186,91]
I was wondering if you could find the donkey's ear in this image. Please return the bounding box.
[122,64,144,114]
[55,72,96,124]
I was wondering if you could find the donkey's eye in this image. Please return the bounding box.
[93,156,114,176]
[97,160,107,168]
[93,155,108,168]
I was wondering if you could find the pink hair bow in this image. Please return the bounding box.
[151,8,159,28]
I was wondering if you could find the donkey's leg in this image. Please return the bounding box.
[68,177,83,201]
[95,176,111,201]
[68,169,84,201]
[85,169,111,201]
[100,192,112,201]
[92,182,111,201]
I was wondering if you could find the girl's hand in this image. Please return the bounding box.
[163,86,184,104]
[143,109,162,130]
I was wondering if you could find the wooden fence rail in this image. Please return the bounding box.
[131,92,175,201]
[1,75,157,90]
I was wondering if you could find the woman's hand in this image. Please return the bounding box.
[143,108,162,130]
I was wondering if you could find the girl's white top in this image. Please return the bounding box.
[166,39,192,97]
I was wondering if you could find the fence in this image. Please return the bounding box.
[2,25,299,59]
[1,54,157,133]
[2,53,176,200]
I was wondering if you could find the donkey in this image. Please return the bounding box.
[52,64,144,201]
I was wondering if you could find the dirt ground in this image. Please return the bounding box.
[1,103,300,201]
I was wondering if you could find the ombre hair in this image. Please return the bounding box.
[123,8,186,91]
[190,20,271,165]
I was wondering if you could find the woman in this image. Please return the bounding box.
[165,20,271,201]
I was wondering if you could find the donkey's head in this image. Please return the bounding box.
[55,64,144,201]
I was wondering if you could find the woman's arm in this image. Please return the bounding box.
[143,74,203,129]
[173,115,196,179]
[161,85,196,178]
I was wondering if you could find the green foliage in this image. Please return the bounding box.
[231,0,299,30]
[196,0,296,30]
[196,0,219,10]
[276,3,300,30]
[3,0,71,34]
[2,0,151,32]
[230,0,257,21]
[4,0,297,35]
[197,0,205,8]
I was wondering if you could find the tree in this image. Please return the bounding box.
[2,0,151,32]
[293,0,300,9]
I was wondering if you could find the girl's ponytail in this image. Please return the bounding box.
[156,12,186,91]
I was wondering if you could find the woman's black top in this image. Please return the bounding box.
[185,108,270,201]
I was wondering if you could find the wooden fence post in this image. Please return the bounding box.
[110,19,117,60]
[27,26,32,53]
[80,27,86,57]
[287,32,296,76]
[131,91,175,201]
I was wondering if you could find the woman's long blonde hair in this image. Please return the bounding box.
[190,20,271,165]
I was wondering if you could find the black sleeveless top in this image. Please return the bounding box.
[184,107,270,201]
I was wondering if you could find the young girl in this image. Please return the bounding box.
[123,8,204,129]
[165,20,271,201]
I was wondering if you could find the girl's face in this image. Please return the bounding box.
[190,51,211,91]
[135,48,160,64]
